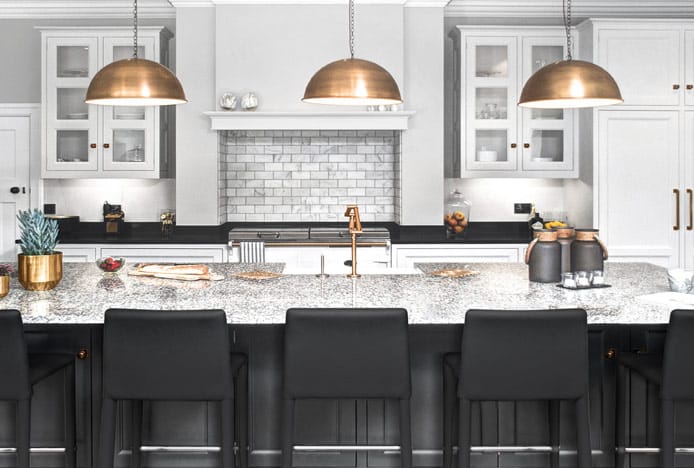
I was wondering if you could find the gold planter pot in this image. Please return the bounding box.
[18,252,63,291]
[0,275,8,298]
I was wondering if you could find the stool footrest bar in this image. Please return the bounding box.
[139,446,221,453]
[294,445,400,452]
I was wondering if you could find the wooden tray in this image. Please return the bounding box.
[429,268,479,278]
[128,264,224,281]
[231,270,284,281]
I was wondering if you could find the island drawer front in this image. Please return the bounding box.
[392,244,523,268]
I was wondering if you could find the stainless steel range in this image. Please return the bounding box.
[227,226,392,273]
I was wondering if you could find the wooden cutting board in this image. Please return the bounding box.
[128,264,224,281]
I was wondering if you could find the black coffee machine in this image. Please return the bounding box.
[103,202,124,235]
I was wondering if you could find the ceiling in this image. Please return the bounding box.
[0,0,693,18]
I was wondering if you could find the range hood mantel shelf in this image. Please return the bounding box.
[204,110,415,131]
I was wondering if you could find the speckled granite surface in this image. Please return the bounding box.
[0,262,683,324]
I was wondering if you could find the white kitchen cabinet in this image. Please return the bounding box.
[391,244,523,268]
[455,26,577,178]
[60,244,227,264]
[40,27,174,179]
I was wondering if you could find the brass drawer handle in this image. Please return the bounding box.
[90,143,97,149]
[674,188,681,231]
[687,188,693,231]
[687,84,694,90]
[103,143,110,149]
[673,84,681,90]
[510,143,517,148]
[523,143,530,148]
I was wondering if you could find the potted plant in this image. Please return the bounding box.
[16,209,62,291]
[0,263,14,298]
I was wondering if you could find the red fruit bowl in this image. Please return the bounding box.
[96,257,126,274]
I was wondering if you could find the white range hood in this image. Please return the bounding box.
[204,111,415,131]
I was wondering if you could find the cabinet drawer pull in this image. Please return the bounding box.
[103,143,110,149]
[674,188,681,231]
[687,188,693,231]
[510,143,517,148]
[673,84,681,90]
[687,84,694,90]
[90,143,97,149]
[523,143,530,149]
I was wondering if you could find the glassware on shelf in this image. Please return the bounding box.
[444,190,472,238]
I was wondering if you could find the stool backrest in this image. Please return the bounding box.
[662,309,694,400]
[103,309,232,400]
[460,309,588,400]
[284,308,410,399]
[0,310,31,400]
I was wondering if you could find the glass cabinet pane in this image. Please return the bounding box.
[530,130,564,162]
[475,45,508,77]
[57,46,89,77]
[113,130,145,163]
[113,106,145,121]
[112,45,145,62]
[57,88,88,120]
[57,131,89,162]
[476,88,508,120]
[475,130,508,162]
[529,45,564,120]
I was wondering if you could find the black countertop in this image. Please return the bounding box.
[55,221,532,245]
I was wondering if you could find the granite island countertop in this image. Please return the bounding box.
[1,262,688,325]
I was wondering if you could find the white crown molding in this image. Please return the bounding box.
[171,0,406,5]
[205,111,415,131]
[405,0,449,8]
[445,0,694,18]
[0,1,175,18]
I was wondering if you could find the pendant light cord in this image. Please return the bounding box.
[133,0,139,59]
[348,0,355,59]
[563,0,572,60]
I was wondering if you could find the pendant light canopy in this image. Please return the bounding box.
[302,0,402,106]
[518,0,622,109]
[85,0,187,106]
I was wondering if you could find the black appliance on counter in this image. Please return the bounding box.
[103,202,124,235]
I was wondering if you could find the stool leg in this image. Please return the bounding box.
[443,361,457,468]
[281,398,294,468]
[549,400,560,468]
[222,398,235,468]
[238,363,249,468]
[65,363,77,468]
[99,398,117,468]
[661,399,675,468]
[16,399,30,468]
[615,363,627,468]
[399,399,412,468]
[458,398,471,468]
[574,396,591,468]
[131,400,143,468]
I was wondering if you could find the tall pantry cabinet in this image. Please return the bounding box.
[580,19,694,268]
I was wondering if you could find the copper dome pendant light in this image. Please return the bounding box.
[518,0,622,109]
[85,0,187,106]
[302,0,402,106]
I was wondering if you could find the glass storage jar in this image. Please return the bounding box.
[444,190,472,238]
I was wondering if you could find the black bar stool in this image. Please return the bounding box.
[0,309,76,468]
[615,309,694,468]
[99,308,247,468]
[282,308,412,468]
[443,308,591,468]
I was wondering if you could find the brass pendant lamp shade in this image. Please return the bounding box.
[518,59,623,108]
[302,0,402,106]
[518,0,622,109]
[85,58,187,106]
[303,58,402,106]
[85,0,187,106]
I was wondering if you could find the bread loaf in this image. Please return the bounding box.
[138,264,209,276]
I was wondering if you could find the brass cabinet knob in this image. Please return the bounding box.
[90,143,97,149]
[103,143,110,149]
[687,84,694,90]
[76,348,89,360]
[510,143,517,148]
[605,348,616,360]
[523,143,530,148]
[673,84,681,90]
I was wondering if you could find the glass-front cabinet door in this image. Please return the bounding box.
[464,37,518,172]
[45,37,99,171]
[101,37,156,172]
[520,38,574,172]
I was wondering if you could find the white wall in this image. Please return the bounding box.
[43,179,175,221]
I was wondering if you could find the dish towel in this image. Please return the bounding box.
[239,241,266,263]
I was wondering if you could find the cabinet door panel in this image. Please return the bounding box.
[598,29,681,106]
[686,112,694,269]
[597,111,681,267]
[100,246,225,263]
[685,31,694,107]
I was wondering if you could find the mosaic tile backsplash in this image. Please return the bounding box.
[218,130,401,223]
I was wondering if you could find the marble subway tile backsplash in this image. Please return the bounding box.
[218,130,401,223]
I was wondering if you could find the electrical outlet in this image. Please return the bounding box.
[514,203,531,214]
